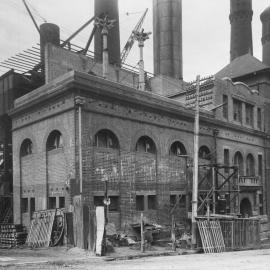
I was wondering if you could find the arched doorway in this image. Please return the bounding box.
[240,198,252,217]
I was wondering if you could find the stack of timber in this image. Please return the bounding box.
[0,224,27,248]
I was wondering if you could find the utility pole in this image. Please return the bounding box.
[95,15,116,79]
[191,75,200,249]
[133,29,151,91]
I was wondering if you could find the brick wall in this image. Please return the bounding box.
[12,108,75,225]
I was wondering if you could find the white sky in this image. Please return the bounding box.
[0,0,269,81]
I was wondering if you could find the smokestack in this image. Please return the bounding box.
[153,0,183,80]
[230,0,253,62]
[40,23,60,72]
[94,0,121,66]
[261,7,270,66]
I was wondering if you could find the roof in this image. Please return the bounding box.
[215,54,270,79]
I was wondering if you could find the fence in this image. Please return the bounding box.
[197,217,261,252]
[220,218,260,250]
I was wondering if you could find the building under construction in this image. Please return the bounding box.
[1,0,270,248]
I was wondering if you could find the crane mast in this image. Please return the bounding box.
[120,8,148,65]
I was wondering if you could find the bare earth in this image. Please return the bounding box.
[1,249,270,270]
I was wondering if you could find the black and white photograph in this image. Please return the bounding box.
[0,0,270,269]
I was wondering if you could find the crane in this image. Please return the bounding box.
[120,8,148,65]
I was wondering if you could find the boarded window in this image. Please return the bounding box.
[48,197,56,209]
[148,195,157,210]
[21,198,28,213]
[30,198,35,216]
[136,195,144,211]
[94,196,104,207]
[59,197,65,208]
[109,196,119,212]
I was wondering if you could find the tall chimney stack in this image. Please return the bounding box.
[153,0,183,80]
[230,0,253,62]
[94,0,121,66]
[40,23,60,73]
[261,7,270,66]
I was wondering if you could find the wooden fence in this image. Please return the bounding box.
[220,218,261,250]
[197,220,226,253]
[197,217,260,252]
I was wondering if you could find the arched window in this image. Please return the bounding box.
[46,130,63,151]
[246,154,255,176]
[234,151,244,175]
[170,141,187,156]
[199,146,211,160]
[136,136,156,154]
[20,139,33,157]
[94,129,119,149]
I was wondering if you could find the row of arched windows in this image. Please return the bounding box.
[20,128,212,160]
[20,130,63,157]
[94,129,212,159]
[234,151,255,176]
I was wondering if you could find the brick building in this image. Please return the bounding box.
[1,0,270,246]
[9,42,269,233]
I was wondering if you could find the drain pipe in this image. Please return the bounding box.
[75,97,85,194]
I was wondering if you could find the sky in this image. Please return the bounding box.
[0,0,269,81]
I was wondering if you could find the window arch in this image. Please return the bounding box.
[20,139,33,157]
[46,130,63,151]
[246,154,255,176]
[234,151,244,175]
[94,129,119,149]
[170,141,187,156]
[199,146,211,160]
[136,136,156,154]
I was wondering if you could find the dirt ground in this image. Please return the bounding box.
[1,248,270,270]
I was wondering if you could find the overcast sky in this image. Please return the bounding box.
[0,0,269,81]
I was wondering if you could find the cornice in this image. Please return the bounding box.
[9,71,268,139]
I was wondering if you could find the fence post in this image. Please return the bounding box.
[231,220,234,250]
[141,213,145,253]
[171,215,176,251]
